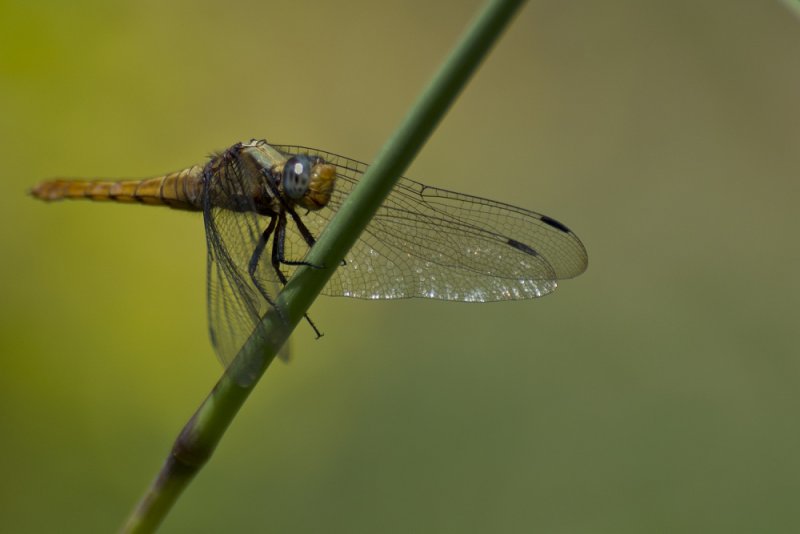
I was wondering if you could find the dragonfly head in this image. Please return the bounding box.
[281,155,336,211]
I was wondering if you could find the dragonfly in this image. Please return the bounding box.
[31,139,588,368]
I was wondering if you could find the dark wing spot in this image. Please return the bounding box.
[540,215,572,233]
[507,238,539,256]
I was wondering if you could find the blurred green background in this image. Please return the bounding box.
[2,0,800,532]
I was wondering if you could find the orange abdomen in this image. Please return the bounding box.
[30,165,205,211]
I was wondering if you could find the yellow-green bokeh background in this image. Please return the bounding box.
[2,1,800,532]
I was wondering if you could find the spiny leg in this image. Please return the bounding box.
[286,207,317,250]
[248,214,279,309]
[271,211,323,338]
[286,205,346,268]
[247,214,322,338]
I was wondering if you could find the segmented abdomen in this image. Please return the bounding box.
[30,165,205,211]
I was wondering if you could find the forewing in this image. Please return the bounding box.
[273,146,588,302]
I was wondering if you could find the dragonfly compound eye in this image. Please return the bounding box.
[283,155,313,199]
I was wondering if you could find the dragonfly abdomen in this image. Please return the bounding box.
[31,165,205,211]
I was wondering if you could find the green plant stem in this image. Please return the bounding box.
[779,0,800,18]
[121,0,526,531]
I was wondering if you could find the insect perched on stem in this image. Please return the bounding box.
[32,139,588,368]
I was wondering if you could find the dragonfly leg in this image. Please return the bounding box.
[286,208,317,249]
[267,209,318,268]
[246,214,323,339]
[286,206,346,268]
[248,214,279,308]
[271,212,324,339]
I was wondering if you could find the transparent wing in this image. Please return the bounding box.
[272,145,588,302]
[203,143,587,367]
[202,149,284,369]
